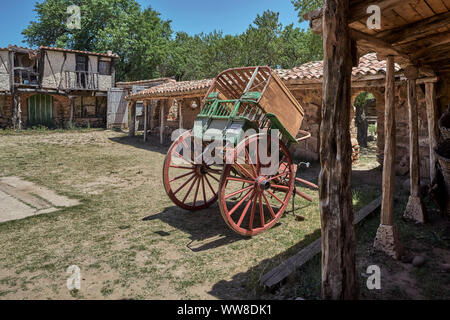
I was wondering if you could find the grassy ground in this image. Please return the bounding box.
[0,131,448,299]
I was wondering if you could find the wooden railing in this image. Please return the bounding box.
[14,68,39,87]
[65,71,99,90]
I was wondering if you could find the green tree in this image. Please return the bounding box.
[23,0,173,81]
[291,0,323,22]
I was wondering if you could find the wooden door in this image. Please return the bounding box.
[26,94,54,127]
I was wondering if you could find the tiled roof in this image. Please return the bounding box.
[129,78,213,99]
[276,53,402,81]
[116,78,175,87]
[40,46,119,58]
[0,44,119,59]
[128,53,402,100]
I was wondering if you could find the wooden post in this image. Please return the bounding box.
[69,96,75,127]
[425,82,438,184]
[374,56,403,259]
[160,100,165,145]
[319,0,358,300]
[150,100,155,130]
[128,101,136,137]
[403,66,426,224]
[143,100,149,142]
[179,100,183,129]
[12,94,22,130]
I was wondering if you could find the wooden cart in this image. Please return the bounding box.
[163,66,317,236]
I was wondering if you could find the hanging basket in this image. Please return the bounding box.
[438,109,450,140]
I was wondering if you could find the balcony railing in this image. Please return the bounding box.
[14,67,39,87]
[65,71,99,90]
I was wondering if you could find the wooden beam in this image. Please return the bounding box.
[378,11,450,46]
[69,96,75,126]
[350,29,411,64]
[425,82,438,184]
[319,0,358,300]
[150,100,155,130]
[128,101,136,137]
[307,0,405,33]
[374,56,404,260]
[178,100,183,129]
[160,100,165,145]
[380,56,397,226]
[143,100,149,142]
[403,66,426,224]
[261,196,382,288]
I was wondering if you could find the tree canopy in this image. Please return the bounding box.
[23,0,323,82]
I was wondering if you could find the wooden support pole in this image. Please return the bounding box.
[150,100,155,130]
[69,96,75,127]
[425,82,438,184]
[128,101,136,137]
[160,100,165,145]
[374,56,403,259]
[319,0,358,300]
[179,100,183,129]
[403,66,426,224]
[143,100,149,142]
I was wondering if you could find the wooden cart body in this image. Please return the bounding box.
[194,66,305,145]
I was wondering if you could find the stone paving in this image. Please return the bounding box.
[0,176,79,223]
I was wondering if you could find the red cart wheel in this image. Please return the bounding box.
[218,134,294,236]
[163,131,221,211]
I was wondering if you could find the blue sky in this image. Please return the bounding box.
[0,0,306,48]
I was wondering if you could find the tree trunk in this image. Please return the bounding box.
[319,0,358,300]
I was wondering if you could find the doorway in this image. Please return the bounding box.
[26,94,54,127]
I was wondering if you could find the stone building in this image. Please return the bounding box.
[0,45,118,129]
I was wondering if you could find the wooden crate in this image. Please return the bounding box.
[259,71,305,139]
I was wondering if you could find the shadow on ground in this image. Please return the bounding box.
[207,226,322,299]
[143,203,250,252]
[109,133,170,156]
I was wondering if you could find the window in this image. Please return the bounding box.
[98,60,111,75]
[76,55,88,72]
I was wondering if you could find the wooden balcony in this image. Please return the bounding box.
[65,71,99,90]
[14,68,39,87]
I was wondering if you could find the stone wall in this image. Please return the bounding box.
[287,79,450,179]
[0,51,10,92]
[0,93,106,129]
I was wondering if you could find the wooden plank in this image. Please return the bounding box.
[261,196,382,288]
[378,11,450,46]
[411,0,436,18]
[426,0,449,13]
